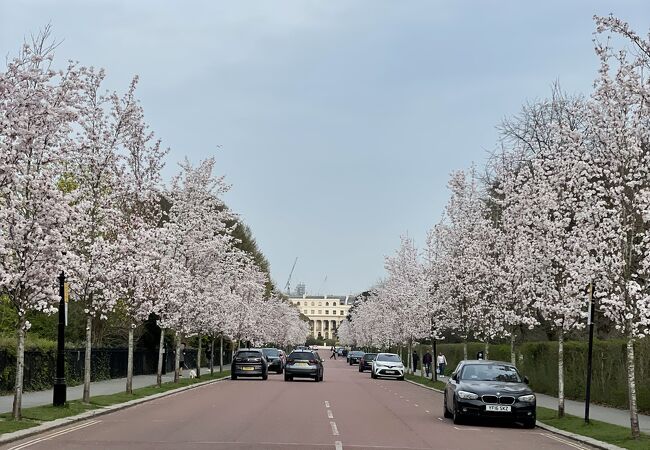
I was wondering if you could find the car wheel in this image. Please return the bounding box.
[231,374,237,380]
[349,360,352,366]
[452,401,463,425]
[284,374,292,381]
[443,394,453,418]
[277,368,283,374]
[397,375,404,381]
[522,418,536,429]
[371,371,377,379]
[358,365,363,372]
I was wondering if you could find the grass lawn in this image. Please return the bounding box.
[404,373,446,391]
[0,370,230,436]
[536,406,650,450]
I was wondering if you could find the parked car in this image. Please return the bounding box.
[284,349,324,382]
[336,347,345,356]
[443,360,536,428]
[347,350,365,365]
[358,353,377,372]
[371,353,405,380]
[231,349,268,380]
[262,348,284,374]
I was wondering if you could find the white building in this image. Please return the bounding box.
[289,295,353,340]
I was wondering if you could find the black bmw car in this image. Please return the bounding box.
[443,360,536,428]
[231,349,268,380]
[358,353,377,372]
[347,350,365,365]
[262,348,284,374]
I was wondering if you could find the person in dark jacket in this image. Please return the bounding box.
[412,350,419,373]
[423,351,433,377]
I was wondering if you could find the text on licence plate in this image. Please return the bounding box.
[485,405,511,412]
[242,366,255,371]
[296,362,309,367]
[386,370,396,374]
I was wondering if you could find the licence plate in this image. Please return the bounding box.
[296,362,309,367]
[385,370,396,374]
[242,366,255,371]
[485,405,511,412]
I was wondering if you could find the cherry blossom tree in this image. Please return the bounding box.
[0,32,83,419]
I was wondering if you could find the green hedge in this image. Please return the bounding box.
[412,339,650,414]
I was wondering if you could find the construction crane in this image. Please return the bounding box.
[284,257,298,295]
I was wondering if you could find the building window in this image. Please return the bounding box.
[311,310,315,314]
[325,310,329,314]
[340,311,344,315]
[318,310,322,314]
[333,302,337,306]
[311,302,315,306]
[297,301,301,306]
[325,302,329,306]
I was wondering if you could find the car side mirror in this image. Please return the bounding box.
[524,376,529,385]
[451,373,458,382]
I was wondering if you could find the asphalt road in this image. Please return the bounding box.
[2,351,594,450]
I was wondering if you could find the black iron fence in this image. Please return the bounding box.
[0,346,234,394]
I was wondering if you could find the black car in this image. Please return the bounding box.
[262,348,284,374]
[358,353,377,372]
[443,360,536,428]
[231,349,268,380]
[284,350,324,382]
[348,350,364,365]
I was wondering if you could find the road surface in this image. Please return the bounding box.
[2,351,594,449]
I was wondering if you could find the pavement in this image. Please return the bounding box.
[0,367,217,413]
[1,352,598,450]
[409,368,650,435]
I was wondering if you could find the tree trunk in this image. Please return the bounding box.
[83,315,92,402]
[407,340,412,374]
[197,334,202,379]
[126,326,134,394]
[12,320,26,420]
[626,331,640,439]
[157,327,165,387]
[510,333,516,365]
[462,341,468,360]
[174,334,181,383]
[210,337,215,375]
[484,341,489,360]
[419,343,424,378]
[558,328,565,418]
[220,334,224,372]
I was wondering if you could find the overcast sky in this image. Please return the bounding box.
[2,1,649,295]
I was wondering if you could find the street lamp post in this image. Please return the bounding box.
[53,271,66,406]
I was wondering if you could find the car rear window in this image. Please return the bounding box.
[377,354,401,362]
[351,351,364,356]
[289,352,315,360]
[236,351,262,358]
[263,348,279,357]
[364,353,377,359]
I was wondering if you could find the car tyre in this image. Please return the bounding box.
[262,371,268,381]
[284,374,292,381]
[231,374,237,380]
[277,368,283,374]
[522,418,536,429]
[443,394,453,418]
[358,365,363,372]
[452,401,463,425]
[397,375,404,381]
[371,371,377,379]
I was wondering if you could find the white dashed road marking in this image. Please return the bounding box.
[335,440,343,450]
[327,409,334,419]
[330,421,340,436]
[325,401,330,408]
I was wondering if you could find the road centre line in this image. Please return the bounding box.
[324,401,330,408]
[334,440,343,450]
[330,421,340,436]
[8,420,101,450]
[327,409,334,419]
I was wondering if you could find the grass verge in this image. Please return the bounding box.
[404,373,446,390]
[536,406,650,450]
[0,370,230,436]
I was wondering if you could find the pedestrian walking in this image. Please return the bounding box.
[423,351,432,377]
[179,342,187,376]
[330,346,337,360]
[437,352,447,376]
[412,350,419,373]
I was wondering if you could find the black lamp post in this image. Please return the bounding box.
[53,271,66,406]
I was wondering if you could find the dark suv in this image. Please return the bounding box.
[231,349,268,380]
[284,350,324,382]
[262,348,284,374]
[358,353,377,372]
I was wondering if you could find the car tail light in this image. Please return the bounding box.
[287,358,294,364]
[309,359,317,364]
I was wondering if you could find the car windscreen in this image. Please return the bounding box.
[376,354,401,362]
[236,351,262,358]
[289,352,315,360]
[460,364,522,382]
[363,354,377,360]
[263,348,279,357]
[350,351,364,356]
